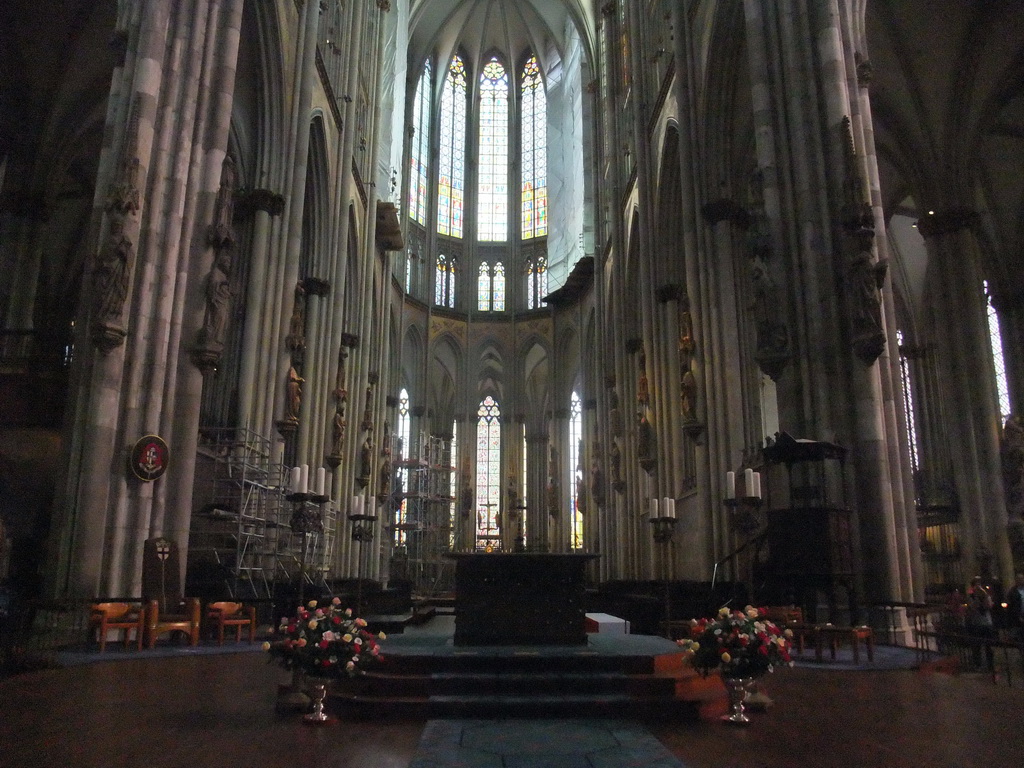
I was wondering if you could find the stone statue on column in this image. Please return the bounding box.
[193,156,237,370]
[91,142,141,352]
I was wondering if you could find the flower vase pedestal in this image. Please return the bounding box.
[744,677,774,711]
[303,682,331,724]
[721,676,753,724]
[276,669,312,713]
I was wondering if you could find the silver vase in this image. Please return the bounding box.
[721,676,752,724]
[303,682,330,724]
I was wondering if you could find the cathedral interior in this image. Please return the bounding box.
[1,0,1024,644]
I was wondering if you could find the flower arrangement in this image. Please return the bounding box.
[264,597,386,677]
[677,605,793,679]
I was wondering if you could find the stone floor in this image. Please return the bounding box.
[1,642,1023,768]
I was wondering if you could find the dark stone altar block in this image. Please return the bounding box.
[445,553,599,646]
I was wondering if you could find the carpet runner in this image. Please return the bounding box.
[407,718,689,768]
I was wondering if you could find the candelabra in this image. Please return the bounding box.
[649,497,679,637]
[723,469,765,605]
[286,491,329,608]
[348,500,377,616]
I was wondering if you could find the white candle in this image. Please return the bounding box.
[744,468,753,499]
[300,464,309,494]
[670,498,676,518]
[315,467,326,497]
[650,498,659,519]
[752,472,762,499]
[290,466,301,494]
[725,471,736,500]
[665,497,675,519]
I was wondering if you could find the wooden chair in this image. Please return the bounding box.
[141,536,201,648]
[89,602,144,652]
[206,601,257,645]
[764,605,815,654]
[145,597,201,648]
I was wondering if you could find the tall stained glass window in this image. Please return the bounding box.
[986,280,1011,423]
[478,261,490,311]
[478,57,509,241]
[569,391,583,550]
[408,59,431,225]
[896,330,919,476]
[437,55,467,238]
[477,261,505,311]
[520,55,547,239]
[492,262,505,311]
[395,389,411,545]
[435,253,456,308]
[526,255,547,309]
[476,396,502,548]
[449,421,458,548]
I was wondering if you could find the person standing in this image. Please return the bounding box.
[1005,573,1024,641]
[965,576,996,670]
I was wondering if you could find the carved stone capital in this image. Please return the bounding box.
[701,198,750,228]
[92,323,127,354]
[655,283,684,304]
[235,188,285,218]
[303,276,331,297]
[191,345,222,373]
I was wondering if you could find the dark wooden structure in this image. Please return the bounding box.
[445,552,598,645]
[762,432,860,622]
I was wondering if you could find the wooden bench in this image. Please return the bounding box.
[814,624,874,664]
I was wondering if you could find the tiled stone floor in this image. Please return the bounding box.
[2,643,1024,767]
[409,719,686,768]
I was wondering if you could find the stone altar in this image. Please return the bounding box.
[444,552,599,646]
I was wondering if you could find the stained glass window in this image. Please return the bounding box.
[449,421,458,548]
[492,262,505,311]
[435,253,456,308]
[478,261,490,311]
[476,396,502,548]
[477,57,509,241]
[476,261,505,311]
[526,256,547,309]
[986,280,1011,423]
[569,392,583,550]
[395,389,411,545]
[437,55,467,238]
[896,330,919,476]
[520,55,547,239]
[408,59,431,225]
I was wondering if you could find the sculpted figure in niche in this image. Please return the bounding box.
[331,410,346,455]
[286,366,304,422]
[199,247,232,349]
[590,450,605,506]
[93,213,134,322]
[681,369,697,423]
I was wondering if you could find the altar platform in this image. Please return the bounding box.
[332,615,728,720]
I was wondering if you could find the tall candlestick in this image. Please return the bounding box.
[725,471,736,500]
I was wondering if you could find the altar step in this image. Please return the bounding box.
[330,649,728,721]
